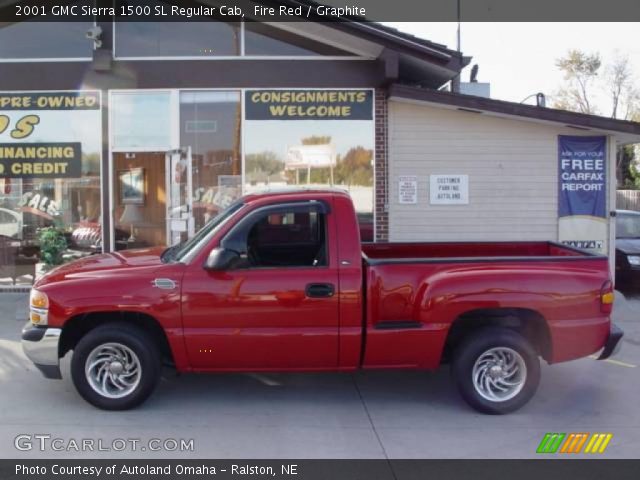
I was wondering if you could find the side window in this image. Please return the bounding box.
[244,209,327,268]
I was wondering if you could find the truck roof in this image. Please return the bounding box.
[242,187,352,203]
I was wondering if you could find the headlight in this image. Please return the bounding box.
[29,289,49,325]
[628,255,640,266]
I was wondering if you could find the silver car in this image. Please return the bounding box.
[0,207,22,239]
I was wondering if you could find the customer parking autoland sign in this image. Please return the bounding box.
[558,135,608,254]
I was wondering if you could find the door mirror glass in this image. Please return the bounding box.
[204,247,240,271]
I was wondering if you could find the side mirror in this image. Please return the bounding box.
[204,247,241,271]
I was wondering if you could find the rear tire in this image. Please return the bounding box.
[452,327,540,414]
[71,323,161,410]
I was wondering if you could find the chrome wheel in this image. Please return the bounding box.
[85,342,141,399]
[472,347,527,402]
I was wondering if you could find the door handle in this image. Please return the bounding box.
[305,283,335,298]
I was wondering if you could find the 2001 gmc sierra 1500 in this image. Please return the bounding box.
[22,189,623,414]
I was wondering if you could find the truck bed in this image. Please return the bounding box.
[360,241,610,369]
[362,241,593,264]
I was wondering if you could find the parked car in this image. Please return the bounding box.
[69,222,130,253]
[22,189,622,413]
[615,209,640,287]
[0,207,22,239]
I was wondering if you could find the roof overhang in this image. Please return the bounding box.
[0,0,467,87]
[314,19,468,87]
[389,84,640,145]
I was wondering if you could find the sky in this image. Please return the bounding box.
[245,120,374,158]
[383,22,640,117]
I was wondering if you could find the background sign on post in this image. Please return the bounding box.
[398,175,418,204]
[430,175,469,205]
[558,135,607,253]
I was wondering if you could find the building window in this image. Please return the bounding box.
[0,91,102,286]
[243,89,374,236]
[111,91,173,149]
[180,91,242,232]
[244,23,353,56]
[0,22,93,60]
[115,21,241,58]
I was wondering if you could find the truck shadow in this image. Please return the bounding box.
[148,367,467,415]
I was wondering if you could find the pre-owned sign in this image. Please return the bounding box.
[0,92,100,110]
[0,142,82,178]
[245,90,373,120]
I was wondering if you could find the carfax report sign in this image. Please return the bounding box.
[558,135,608,254]
[0,92,99,178]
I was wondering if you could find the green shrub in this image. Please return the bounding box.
[38,228,68,267]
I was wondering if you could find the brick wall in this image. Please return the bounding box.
[374,88,389,242]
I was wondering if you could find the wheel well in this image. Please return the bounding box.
[59,311,174,366]
[442,308,552,363]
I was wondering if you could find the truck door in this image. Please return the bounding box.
[181,200,340,369]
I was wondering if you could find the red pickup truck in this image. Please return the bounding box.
[22,189,623,414]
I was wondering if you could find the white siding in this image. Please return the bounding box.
[388,100,607,243]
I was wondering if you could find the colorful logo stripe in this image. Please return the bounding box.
[537,433,612,454]
[584,433,613,454]
[537,433,566,453]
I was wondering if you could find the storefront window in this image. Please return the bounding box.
[115,21,241,58]
[244,89,374,238]
[111,92,172,149]
[180,91,241,232]
[0,20,93,60]
[244,23,353,56]
[0,91,102,286]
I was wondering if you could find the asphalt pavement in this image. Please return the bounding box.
[0,291,638,459]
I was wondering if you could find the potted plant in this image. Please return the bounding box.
[37,227,68,274]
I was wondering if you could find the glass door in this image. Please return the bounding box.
[166,147,194,246]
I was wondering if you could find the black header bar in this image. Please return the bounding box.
[1,0,639,22]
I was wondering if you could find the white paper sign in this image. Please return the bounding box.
[170,219,188,233]
[398,176,418,204]
[430,175,469,205]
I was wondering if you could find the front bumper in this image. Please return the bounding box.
[21,322,62,379]
[597,323,624,360]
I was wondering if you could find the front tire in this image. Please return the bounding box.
[71,324,161,410]
[452,327,540,414]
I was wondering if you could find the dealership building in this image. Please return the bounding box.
[1,4,640,287]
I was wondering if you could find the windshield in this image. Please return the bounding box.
[162,200,245,263]
[616,214,640,238]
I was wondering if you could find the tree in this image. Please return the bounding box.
[605,53,640,120]
[245,151,284,184]
[553,50,601,114]
[553,49,640,188]
[301,135,332,145]
[335,146,373,186]
[619,145,638,189]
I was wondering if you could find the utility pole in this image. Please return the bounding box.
[451,0,462,93]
